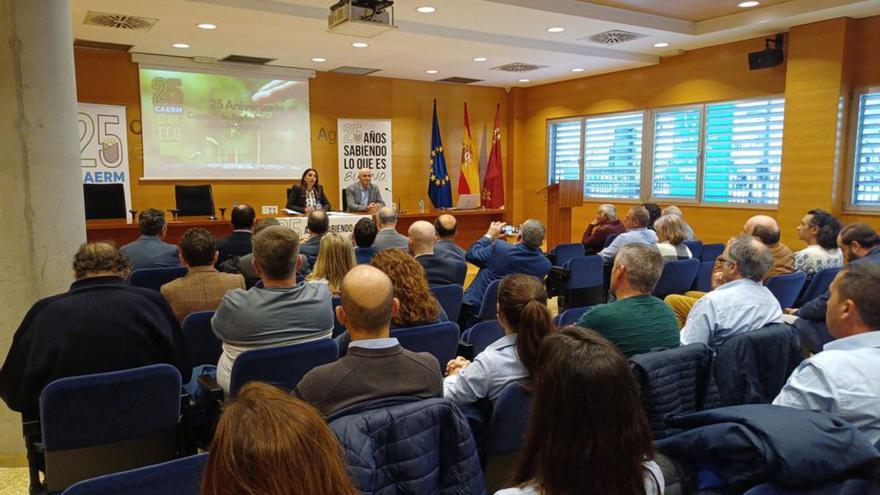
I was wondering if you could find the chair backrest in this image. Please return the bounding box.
[484,381,533,455]
[181,311,222,367]
[83,183,127,220]
[175,184,215,217]
[604,232,620,248]
[653,258,701,299]
[462,320,505,357]
[765,272,808,309]
[331,296,346,337]
[62,453,209,495]
[683,240,704,260]
[478,279,501,320]
[128,266,189,292]
[229,339,339,396]
[796,266,841,307]
[554,306,590,327]
[391,321,460,367]
[692,260,715,292]
[701,243,725,263]
[429,284,464,324]
[553,243,584,267]
[341,187,348,211]
[564,255,603,290]
[39,364,182,492]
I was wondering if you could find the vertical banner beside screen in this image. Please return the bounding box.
[337,118,392,207]
[78,103,132,217]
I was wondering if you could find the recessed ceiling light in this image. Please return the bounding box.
[311,57,327,63]
[738,1,760,7]
[473,57,488,62]
[425,69,439,74]
[653,42,670,48]
[518,78,530,83]
[571,68,584,72]
[416,6,436,13]
[171,43,190,49]
[352,42,369,48]
[196,23,217,30]
[546,27,565,33]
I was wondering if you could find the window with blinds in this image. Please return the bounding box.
[583,112,643,199]
[548,120,582,184]
[702,98,784,205]
[652,108,701,200]
[852,91,880,208]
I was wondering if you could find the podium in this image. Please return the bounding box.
[539,180,583,249]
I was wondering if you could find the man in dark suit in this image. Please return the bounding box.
[372,207,409,252]
[409,220,466,286]
[344,169,385,213]
[294,265,442,416]
[216,204,255,266]
[300,210,329,269]
[433,214,466,262]
[120,208,180,269]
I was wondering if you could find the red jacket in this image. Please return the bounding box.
[581,219,626,254]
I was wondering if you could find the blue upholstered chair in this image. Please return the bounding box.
[554,306,590,327]
[653,258,701,299]
[765,272,808,309]
[795,266,840,307]
[391,321,460,367]
[62,453,209,495]
[700,243,725,263]
[604,233,621,248]
[430,284,464,324]
[228,339,338,396]
[181,311,221,368]
[692,260,715,292]
[128,266,188,292]
[683,240,704,259]
[331,296,346,337]
[562,255,605,309]
[483,382,534,493]
[552,242,584,268]
[477,279,501,320]
[461,320,505,357]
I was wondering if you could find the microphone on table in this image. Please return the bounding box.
[384,187,403,213]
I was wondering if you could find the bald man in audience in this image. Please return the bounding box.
[433,214,466,262]
[409,220,467,286]
[294,265,442,416]
[666,214,794,327]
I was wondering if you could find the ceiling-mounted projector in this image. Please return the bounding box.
[329,0,396,38]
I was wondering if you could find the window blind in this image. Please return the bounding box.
[652,108,701,200]
[853,91,880,207]
[548,120,582,184]
[583,112,643,199]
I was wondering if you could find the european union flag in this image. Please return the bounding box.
[428,100,452,209]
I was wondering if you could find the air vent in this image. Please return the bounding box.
[221,55,276,65]
[329,66,381,76]
[583,30,646,45]
[489,63,548,73]
[83,11,157,31]
[437,77,482,84]
[73,39,133,52]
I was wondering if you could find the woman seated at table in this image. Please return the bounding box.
[287,168,331,213]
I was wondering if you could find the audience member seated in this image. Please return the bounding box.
[306,232,356,296]
[372,207,409,251]
[372,249,449,328]
[598,206,658,263]
[344,169,385,213]
[160,228,245,322]
[220,218,290,288]
[661,205,696,242]
[679,235,783,349]
[295,265,442,416]
[120,208,180,269]
[216,204,255,267]
[581,204,626,255]
[575,244,679,357]
[212,227,333,392]
[497,327,663,495]
[434,214,466,262]
[285,168,332,214]
[409,220,467,286]
[654,215,693,262]
[774,264,880,444]
[461,220,551,327]
[643,202,662,230]
[352,217,378,264]
[202,382,357,495]
[794,208,844,274]
[300,210,329,269]
[0,242,191,417]
[445,274,554,406]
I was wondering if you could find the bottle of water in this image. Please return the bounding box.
[418,199,425,213]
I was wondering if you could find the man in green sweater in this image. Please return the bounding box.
[575,243,680,357]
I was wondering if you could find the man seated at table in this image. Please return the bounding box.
[300,210,329,270]
[0,242,191,418]
[212,226,334,393]
[161,228,245,322]
[409,220,467,286]
[581,204,626,255]
[294,265,442,416]
[344,169,384,213]
[120,208,181,270]
[597,206,658,263]
[373,207,409,252]
[216,204,255,266]
[434,213,466,262]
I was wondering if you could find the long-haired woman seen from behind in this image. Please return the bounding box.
[654,214,693,262]
[444,273,554,405]
[201,382,357,495]
[306,232,355,295]
[498,326,663,495]
[371,248,448,328]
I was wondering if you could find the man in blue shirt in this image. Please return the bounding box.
[120,208,180,269]
[598,206,658,263]
[774,263,880,444]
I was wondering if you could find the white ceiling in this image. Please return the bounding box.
[69,0,880,87]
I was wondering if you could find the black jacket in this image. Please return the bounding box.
[286,184,331,213]
[416,253,467,286]
[216,230,253,267]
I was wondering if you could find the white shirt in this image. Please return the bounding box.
[793,245,843,274]
[773,331,880,444]
[443,334,527,405]
[495,460,664,495]
[680,278,783,349]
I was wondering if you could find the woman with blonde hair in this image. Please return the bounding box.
[370,249,448,328]
[654,214,693,262]
[306,232,356,294]
[201,382,357,495]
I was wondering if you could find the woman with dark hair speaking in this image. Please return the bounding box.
[286,168,331,213]
[497,326,664,495]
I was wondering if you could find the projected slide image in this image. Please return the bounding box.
[139,68,312,179]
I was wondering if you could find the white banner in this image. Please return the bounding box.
[78,103,132,214]
[338,118,392,207]
[276,214,370,238]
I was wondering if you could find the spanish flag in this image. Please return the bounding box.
[458,103,480,198]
